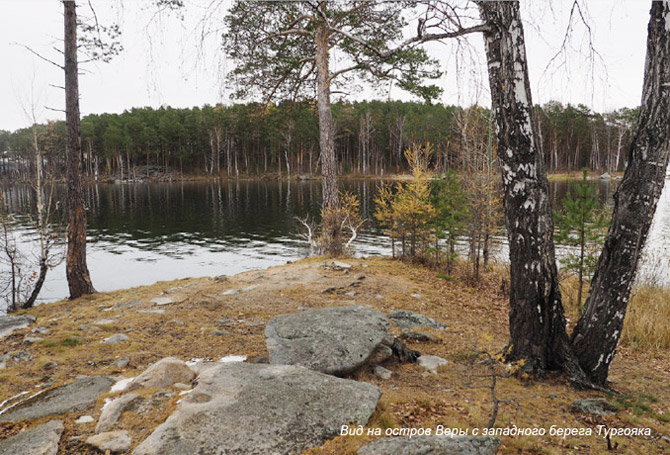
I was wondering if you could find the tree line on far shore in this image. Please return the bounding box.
[0,100,638,181]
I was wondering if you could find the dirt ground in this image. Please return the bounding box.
[0,257,668,454]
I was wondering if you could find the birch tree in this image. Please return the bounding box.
[571,0,670,386]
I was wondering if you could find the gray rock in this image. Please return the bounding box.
[389,310,447,330]
[358,435,501,455]
[600,172,612,180]
[133,363,380,455]
[138,308,165,315]
[127,357,195,391]
[0,420,63,455]
[330,261,352,270]
[24,337,44,344]
[373,366,392,380]
[94,319,116,326]
[87,430,131,453]
[79,324,102,332]
[75,415,95,424]
[9,350,32,363]
[0,376,114,422]
[417,355,447,374]
[151,297,174,306]
[222,289,239,296]
[31,327,49,334]
[43,362,59,370]
[0,314,35,339]
[97,393,143,433]
[113,357,130,368]
[104,334,129,345]
[210,329,230,336]
[114,299,140,309]
[265,305,392,375]
[400,331,435,342]
[571,398,618,416]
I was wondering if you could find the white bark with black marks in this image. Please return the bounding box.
[572,0,670,386]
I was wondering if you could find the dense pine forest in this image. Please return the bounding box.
[0,100,637,180]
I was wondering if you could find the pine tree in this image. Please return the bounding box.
[553,168,608,310]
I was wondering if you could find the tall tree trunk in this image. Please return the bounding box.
[315,20,338,209]
[571,0,670,386]
[478,1,581,379]
[315,9,341,254]
[64,0,94,299]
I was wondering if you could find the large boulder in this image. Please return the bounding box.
[0,314,35,339]
[265,305,393,375]
[133,362,381,455]
[358,435,501,455]
[0,420,63,455]
[126,357,195,391]
[96,393,143,433]
[0,376,115,423]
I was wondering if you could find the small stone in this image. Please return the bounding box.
[417,355,447,374]
[571,398,618,416]
[113,357,130,368]
[151,297,174,306]
[79,324,102,332]
[86,431,131,453]
[211,330,230,336]
[222,289,239,296]
[11,350,31,362]
[373,366,392,380]
[212,275,228,283]
[113,299,140,309]
[24,337,44,343]
[399,331,435,342]
[138,308,165,315]
[43,361,59,370]
[94,319,116,326]
[103,334,129,345]
[243,285,260,291]
[410,293,422,298]
[330,261,352,270]
[75,416,94,424]
[31,327,49,334]
[345,291,356,297]
[389,310,447,330]
[217,317,233,327]
[375,294,383,300]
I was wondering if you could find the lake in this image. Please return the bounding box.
[1,177,668,307]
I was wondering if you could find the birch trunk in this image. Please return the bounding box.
[478,1,578,377]
[64,0,95,299]
[571,0,670,386]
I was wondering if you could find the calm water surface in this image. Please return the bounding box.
[1,177,668,306]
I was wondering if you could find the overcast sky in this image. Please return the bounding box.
[0,0,652,132]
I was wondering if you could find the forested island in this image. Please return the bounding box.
[0,101,637,181]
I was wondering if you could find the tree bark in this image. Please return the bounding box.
[64,0,95,299]
[315,18,338,211]
[477,1,578,377]
[571,0,670,386]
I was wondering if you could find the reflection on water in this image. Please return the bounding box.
[1,177,667,305]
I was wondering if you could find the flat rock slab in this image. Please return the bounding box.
[571,398,618,416]
[0,420,63,455]
[133,363,381,455]
[389,310,447,330]
[417,355,448,374]
[0,315,35,339]
[358,435,501,455]
[0,376,115,423]
[265,305,391,375]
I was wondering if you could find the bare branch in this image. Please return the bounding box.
[11,43,64,70]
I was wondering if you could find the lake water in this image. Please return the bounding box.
[1,177,667,307]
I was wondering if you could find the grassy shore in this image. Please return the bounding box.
[1,257,668,454]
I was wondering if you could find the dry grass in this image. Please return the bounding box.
[0,257,669,454]
[624,285,670,350]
